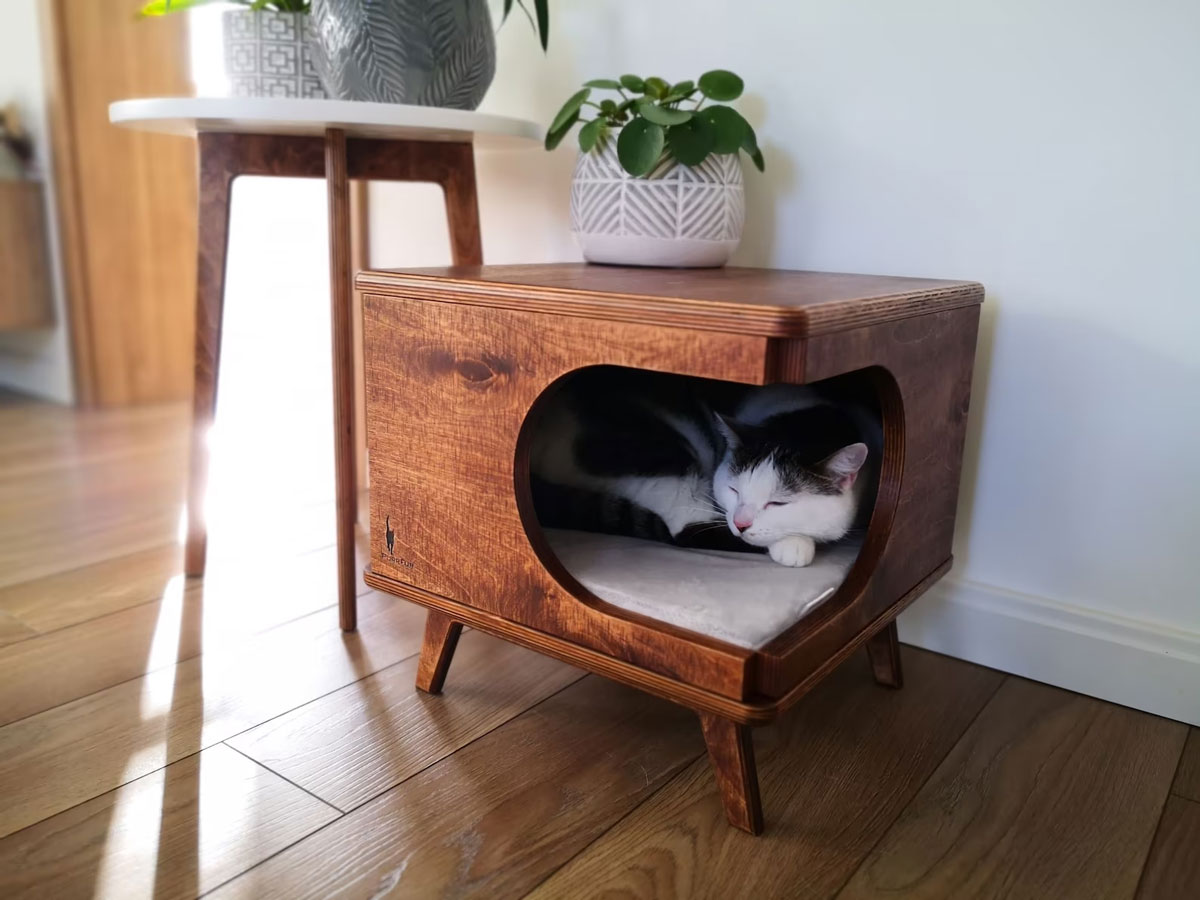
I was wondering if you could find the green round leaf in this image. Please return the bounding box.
[599,98,617,113]
[544,110,579,150]
[619,74,646,92]
[667,115,716,167]
[669,80,695,96]
[583,78,622,90]
[698,69,744,102]
[637,101,693,127]
[617,119,666,177]
[740,119,765,171]
[643,77,670,99]
[549,88,590,135]
[700,105,748,154]
[578,118,605,152]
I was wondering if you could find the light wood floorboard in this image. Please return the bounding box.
[1135,795,1200,900]
[0,538,371,727]
[0,743,339,900]
[207,676,705,900]
[228,629,585,811]
[0,591,425,839]
[0,543,184,634]
[1172,728,1200,802]
[836,678,1186,900]
[0,610,36,647]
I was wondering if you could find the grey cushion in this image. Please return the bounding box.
[545,529,860,650]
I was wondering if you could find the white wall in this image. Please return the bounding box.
[0,0,74,404]
[225,1,1199,722]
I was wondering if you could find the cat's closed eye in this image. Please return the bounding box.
[766,500,787,507]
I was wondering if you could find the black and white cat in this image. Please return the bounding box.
[529,369,879,566]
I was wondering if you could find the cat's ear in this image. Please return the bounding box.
[713,412,744,448]
[821,443,868,490]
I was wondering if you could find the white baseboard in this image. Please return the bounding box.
[898,578,1200,727]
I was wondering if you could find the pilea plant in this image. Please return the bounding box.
[545,70,764,177]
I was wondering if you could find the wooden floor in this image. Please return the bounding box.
[0,399,1196,900]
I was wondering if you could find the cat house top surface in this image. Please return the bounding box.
[355,264,984,338]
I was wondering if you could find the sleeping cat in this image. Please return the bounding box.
[529,369,879,566]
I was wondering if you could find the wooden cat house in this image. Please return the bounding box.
[357,264,983,834]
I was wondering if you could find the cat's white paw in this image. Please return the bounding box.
[768,535,816,567]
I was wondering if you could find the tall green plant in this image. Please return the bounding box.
[140,0,311,15]
[545,70,764,177]
[500,0,549,51]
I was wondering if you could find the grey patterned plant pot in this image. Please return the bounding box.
[570,137,746,268]
[223,10,328,99]
[309,0,496,110]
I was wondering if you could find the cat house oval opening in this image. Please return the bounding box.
[513,366,902,652]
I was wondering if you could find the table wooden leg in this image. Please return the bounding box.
[325,128,358,632]
[441,144,482,266]
[185,134,236,578]
[350,181,370,522]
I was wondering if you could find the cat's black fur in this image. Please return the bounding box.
[530,367,750,550]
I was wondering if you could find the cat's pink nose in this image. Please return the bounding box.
[733,514,753,532]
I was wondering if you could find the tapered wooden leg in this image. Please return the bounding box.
[326,128,358,632]
[441,144,482,266]
[185,134,236,578]
[350,180,369,523]
[698,712,763,835]
[866,620,904,688]
[415,611,463,694]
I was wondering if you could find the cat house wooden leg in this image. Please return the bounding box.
[866,620,904,689]
[699,712,763,835]
[415,610,464,694]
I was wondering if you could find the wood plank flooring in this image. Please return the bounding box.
[0,399,1193,899]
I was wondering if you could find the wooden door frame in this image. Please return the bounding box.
[38,0,96,405]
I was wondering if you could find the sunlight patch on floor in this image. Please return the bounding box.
[140,576,187,720]
[92,746,168,900]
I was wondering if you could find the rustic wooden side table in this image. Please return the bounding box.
[110,98,539,629]
[358,263,984,833]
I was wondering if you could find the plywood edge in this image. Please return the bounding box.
[355,270,984,339]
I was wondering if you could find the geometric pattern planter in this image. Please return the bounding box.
[223,10,329,99]
[570,137,744,267]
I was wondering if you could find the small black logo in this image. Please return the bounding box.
[385,515,395,555]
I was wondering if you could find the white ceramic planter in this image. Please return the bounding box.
[223,10,328,99]
[570,137,745,268]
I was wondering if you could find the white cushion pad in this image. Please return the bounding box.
[545,529,860,650]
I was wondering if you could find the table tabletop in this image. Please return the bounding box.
[109,97,542,147]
